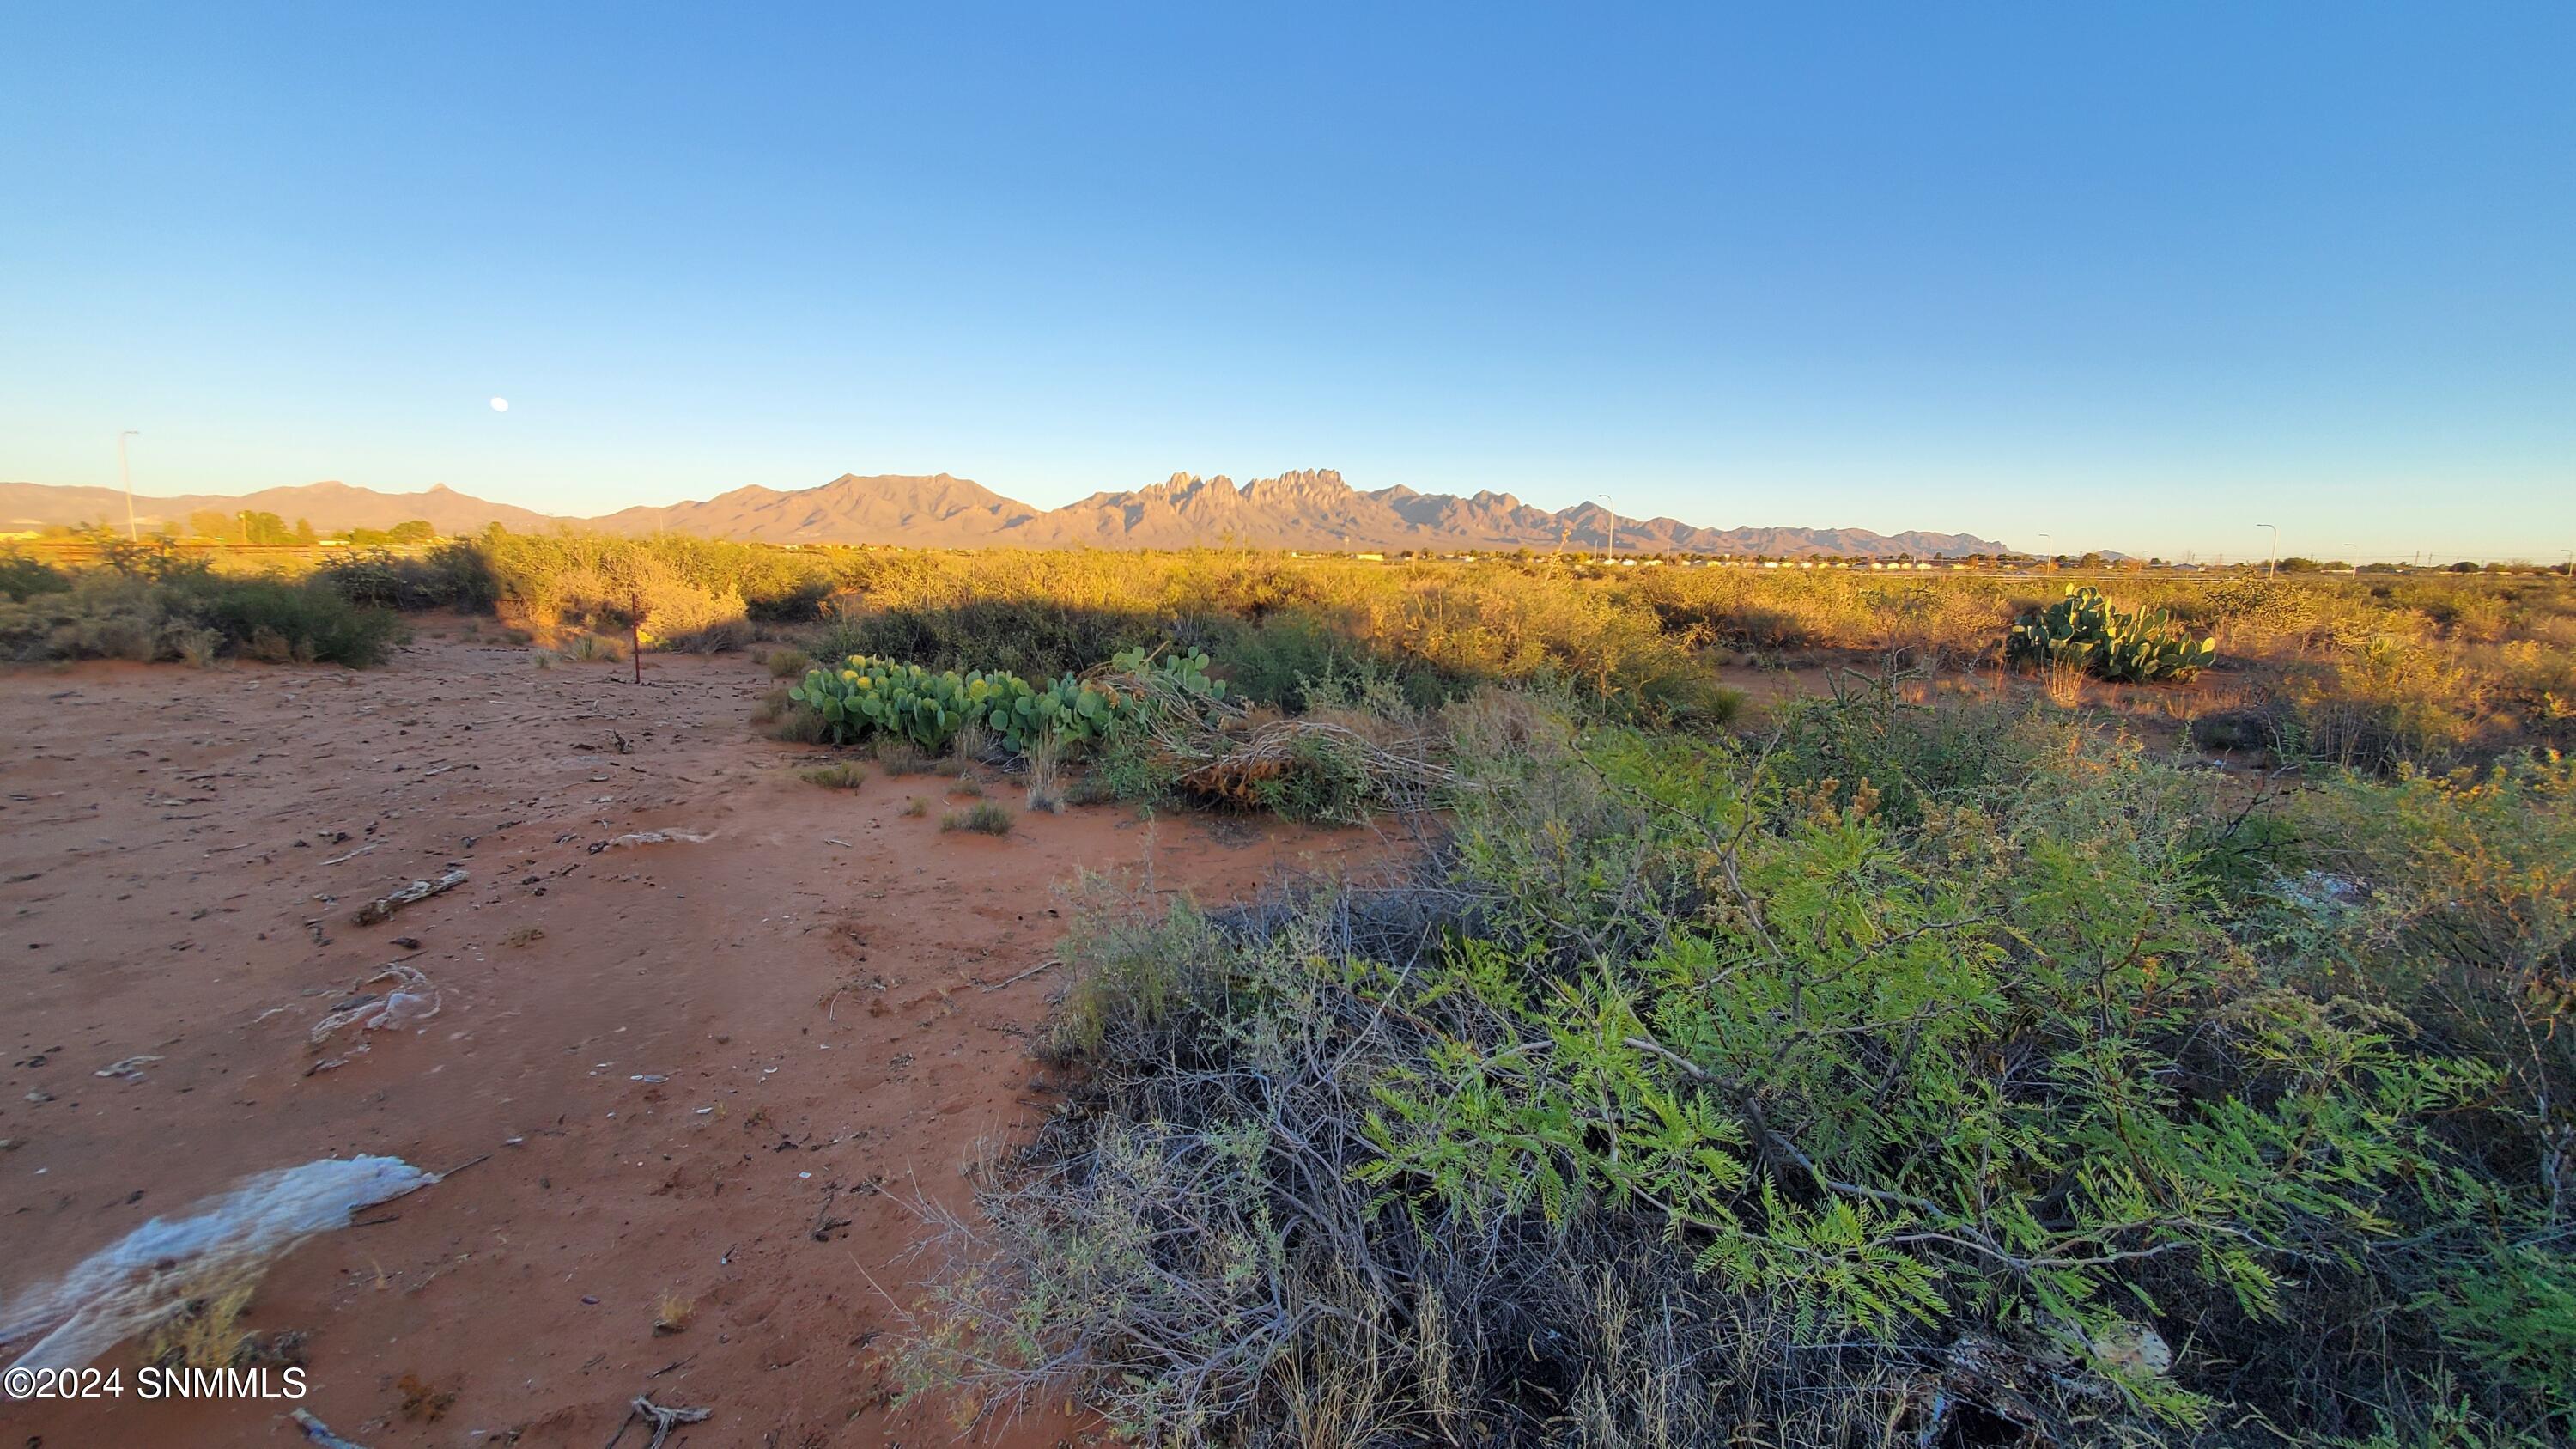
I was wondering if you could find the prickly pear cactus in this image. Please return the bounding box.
[784,646,1234,753]
[2005,586,2215,682]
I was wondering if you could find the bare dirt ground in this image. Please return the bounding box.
[0,627,1394,1447]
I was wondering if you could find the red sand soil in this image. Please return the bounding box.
[0,629,1394,1446]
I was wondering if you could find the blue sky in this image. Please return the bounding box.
[4,3,2569,562]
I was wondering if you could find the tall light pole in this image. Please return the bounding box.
[2257,522,2279,575]
[1595,494,1614,560]
[116,430,142,542]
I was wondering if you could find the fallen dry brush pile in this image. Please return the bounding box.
[1165,716,1461,813]
[1115,676,1464,821]
[896,693,2576,1446]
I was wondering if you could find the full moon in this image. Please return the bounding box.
[489,397,509,412]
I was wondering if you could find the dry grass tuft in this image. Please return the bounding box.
[141,1275,258,1370]
[799,761,867,790]
[939,801,1014,836]
[653,1290,696,1336]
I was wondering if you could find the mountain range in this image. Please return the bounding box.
[1,470,2011,557]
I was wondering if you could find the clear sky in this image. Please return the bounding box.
[4,3,2569,562]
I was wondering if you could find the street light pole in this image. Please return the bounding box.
[2257,522,2279,575]
[1595,494,1614,561]
[116,430,142,542]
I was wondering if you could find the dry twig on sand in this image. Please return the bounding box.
[603,1392,711,1449]
[354,868,468,925]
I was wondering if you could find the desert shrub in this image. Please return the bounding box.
[477,529,835,624]
[477,533,757,648]
[873,740,933,775]
[1761,662,2035,826]
[1215,614,1356,707]
[2274,758,2576,1164]
[556,631,628,663]
[0,550,70,601]
[0,569,398,667]
[1070,734,1181,808]
[939,801,1014,835]
[0,571,182,661]
[765,646,811,679]
[799,762,866,789]
[1234,729,1375,823]
[1291,650,1419,721]
[904,691,2571,1445]
[829,596,1163,681]
[2191,573,2324,654]
[312,542,496,611]
[752,685,830,743]
[173,576,404,667]
[2276,637,2487,770]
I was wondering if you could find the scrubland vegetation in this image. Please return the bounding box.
[902,685,2575,1446]
[0,539,404,667]
[24,527,2559,772]
[8,527,2572,1441]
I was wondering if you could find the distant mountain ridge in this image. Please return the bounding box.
[0,471,2011,557]
[0,479,557,535]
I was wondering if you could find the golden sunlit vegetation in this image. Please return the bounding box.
[8,526,2572,1441]
[29,527,2567,769]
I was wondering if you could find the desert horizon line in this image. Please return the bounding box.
[4,466,2557,564]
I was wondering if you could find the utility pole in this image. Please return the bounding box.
[2257,522,2279,575]
[1595,494,1615,561]
[117,430,142,542]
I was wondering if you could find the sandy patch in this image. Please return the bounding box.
[0,630,1393,1446]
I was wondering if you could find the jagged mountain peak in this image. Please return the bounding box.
[0,470,2013,557]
